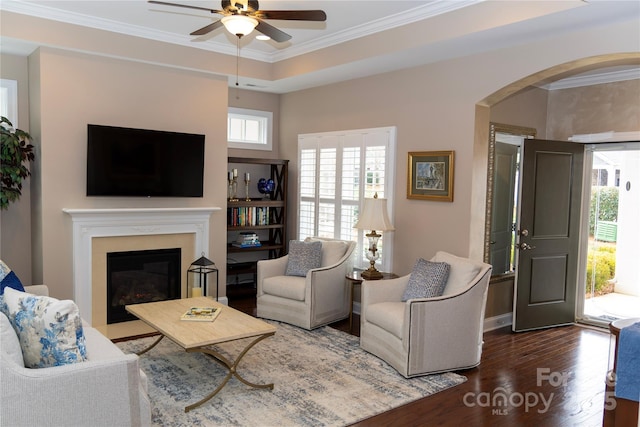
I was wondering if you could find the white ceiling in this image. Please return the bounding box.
[0,0,479,61]
[1,0,639,93]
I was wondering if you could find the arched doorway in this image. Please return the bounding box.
[471,53,640,329]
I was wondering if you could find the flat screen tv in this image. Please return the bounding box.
[87,124,205,197]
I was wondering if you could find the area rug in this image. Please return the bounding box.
[117,321,466,426]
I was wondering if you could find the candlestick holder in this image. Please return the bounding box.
[245,178,251,201]
[228,178,238,201]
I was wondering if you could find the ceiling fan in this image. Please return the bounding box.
[148,0,327,42]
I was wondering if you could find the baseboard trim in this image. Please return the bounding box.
[484,312,512,331]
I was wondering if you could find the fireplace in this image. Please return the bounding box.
[107,248,181,324]
[63,207,220,326]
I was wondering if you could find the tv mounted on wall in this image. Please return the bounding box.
[87,124,205,197]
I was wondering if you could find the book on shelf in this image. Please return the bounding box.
[231,241,262,248]
[180,306,221,322]
[235,231,260,245]
[227,206,270,227]
[237,231,258,239]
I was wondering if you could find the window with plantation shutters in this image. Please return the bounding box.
[297,127,396,272]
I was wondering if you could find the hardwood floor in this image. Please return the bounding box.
[228,294,613,427]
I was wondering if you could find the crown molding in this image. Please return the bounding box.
[541,68,640,90]
[0,0,264,59]
[269,0,480,62]
[1,0,480,64]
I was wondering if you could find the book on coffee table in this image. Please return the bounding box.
[180,306,221,322]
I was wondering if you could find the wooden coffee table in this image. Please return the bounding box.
[126,297,276,412]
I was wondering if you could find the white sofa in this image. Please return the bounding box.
[257,237,356,330]
[1,285,151,427]
[360,251,492,378]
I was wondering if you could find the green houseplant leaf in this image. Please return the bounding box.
[1,116,35,210]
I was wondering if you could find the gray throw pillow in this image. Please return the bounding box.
[285,240,323,277]
[401,258,450,301]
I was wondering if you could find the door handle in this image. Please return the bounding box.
[516,242,536,251]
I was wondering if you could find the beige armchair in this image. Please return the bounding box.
[360,251,492,378]
[257,237,356,330]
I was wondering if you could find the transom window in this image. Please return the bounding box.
[227,107,272,151]
[298,127,396,272]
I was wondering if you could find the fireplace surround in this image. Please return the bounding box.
[63,207,220,326]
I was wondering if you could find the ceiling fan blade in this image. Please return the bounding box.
[256,10,326,21]
[255,20,291,42]
[190,20,224,36]
[148,0,223,14]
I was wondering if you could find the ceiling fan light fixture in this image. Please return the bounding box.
[256,34,271,41]
[222,15,258,37]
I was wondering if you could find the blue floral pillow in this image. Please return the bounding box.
[0,259,25,295]
[285,240,323,277]
[3,287,87,368]
[402,258,450,301]
[0,295,8,319]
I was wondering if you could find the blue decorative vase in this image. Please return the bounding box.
[257,178,275,198]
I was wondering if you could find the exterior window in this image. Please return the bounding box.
[297,127,396,272]
[227,107,272,151]
[0,79,18,125]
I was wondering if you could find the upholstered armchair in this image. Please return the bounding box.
[257,237,356,330]
[360,251,492,378]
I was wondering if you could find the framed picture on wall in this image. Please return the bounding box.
[407,151,454,202]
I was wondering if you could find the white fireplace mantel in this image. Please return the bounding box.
[63,207,221,322]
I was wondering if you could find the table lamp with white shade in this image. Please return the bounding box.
[354,193,394,280]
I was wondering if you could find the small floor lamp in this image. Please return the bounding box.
[354,193,394,280]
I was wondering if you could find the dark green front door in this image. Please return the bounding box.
[513,139,584,332]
